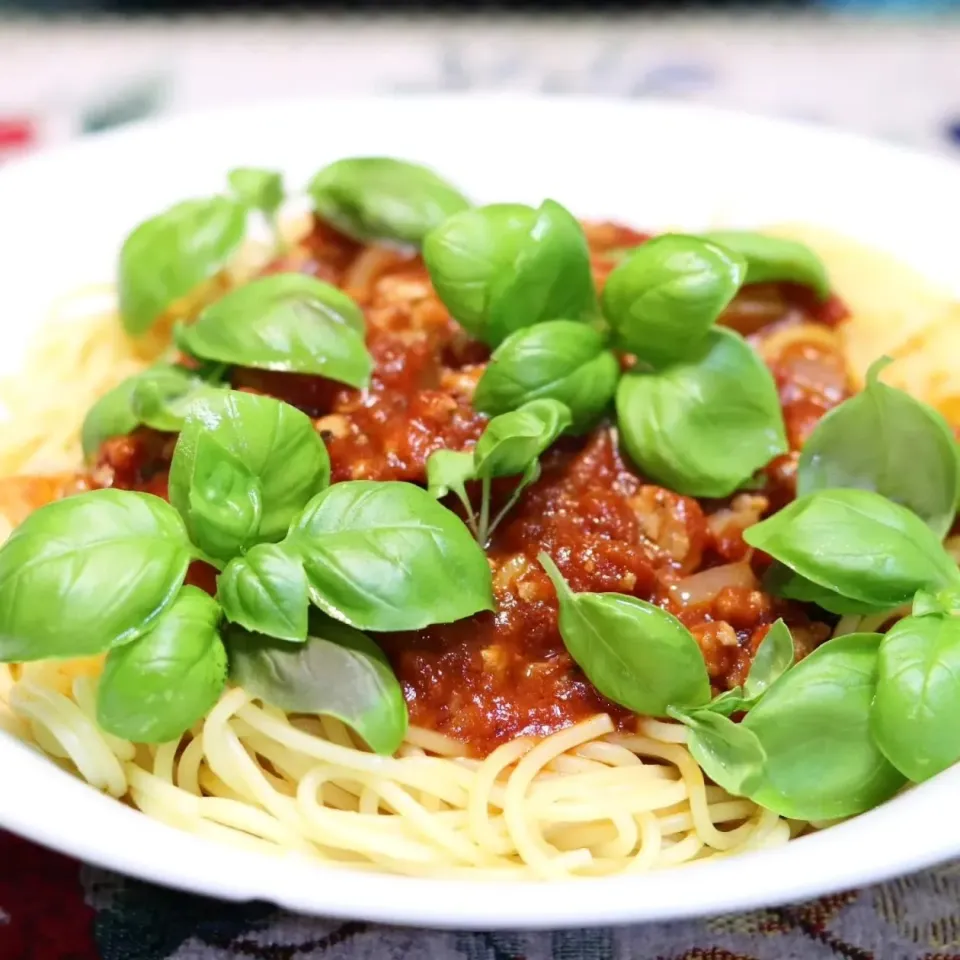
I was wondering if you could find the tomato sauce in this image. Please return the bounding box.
[84,216,850,757]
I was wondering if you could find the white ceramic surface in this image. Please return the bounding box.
[1,97,960,929]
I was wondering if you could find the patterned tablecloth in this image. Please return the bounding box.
[3,15,960,960]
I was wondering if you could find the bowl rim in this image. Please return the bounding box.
[2,94,960,928]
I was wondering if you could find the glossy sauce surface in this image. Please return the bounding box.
[78,218,850,756]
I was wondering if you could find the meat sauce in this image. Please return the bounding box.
[54,217,852,756]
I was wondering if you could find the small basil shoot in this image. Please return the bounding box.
[217,542,310,643]
[425,449,478,535]
[743,618,795,702]
[872,614,960,782]
[424,200,598,347]
[286,480,494,632]
[426,399,571,545]
[667,706,767,796]
[742,633,905,820]
[169,390,330,562]
[676,621,793,719]
[913,586,960,618]
[176,273,372,389]
[0,490,193,661]
[601,234,746,366]
[307,156,470,245]
[473,320,620,433]
[616,327,787,497]
[119,196,247,335]
[744,488,960,610]
[701,230,830,299]
[472,398,572,480]
[81,363,223,460]
[471,398,571,543]
[228,167,284,222]
[227,613,408,755]
[798,357,960,538]
[539,553,710,715]
[97,586,227,743]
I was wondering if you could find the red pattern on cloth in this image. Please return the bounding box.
[0,831,99,960]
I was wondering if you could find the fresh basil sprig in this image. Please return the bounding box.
[0,490,194,660]
[80,363,224,460]
[700,230,830,299]
[742,633,905,820]
[871,614,960,782]
[218,480,493,635]
[227,613,408,755]
[97,586,227,743]
[798,357,960,538]
[601,234,746,366]
[426,398,572,544]
[168,390,330,562]
[745,488,960,610]
[424,200,598,347]
[175,273,373,389]
[616,327,787,497]
[472,320,619,433]
[119,197,247,335]
[539,553,711,715]
[307,157,470,245]
[289,481,493,631]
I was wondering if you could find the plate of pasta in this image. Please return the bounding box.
[2,96,960,928]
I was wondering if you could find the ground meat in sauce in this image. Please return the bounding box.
[81,216,849,757]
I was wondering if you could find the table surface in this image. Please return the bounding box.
[2,15,960,959]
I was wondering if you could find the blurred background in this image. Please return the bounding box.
[0,3,958,164]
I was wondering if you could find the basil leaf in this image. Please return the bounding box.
[183,434,263,563]
[701,230,830,299]
[227,613,407,755]
[601,234,746,366]
[743,633,905,819]
[539,552,710,715]
[743,618,794,701]
[473,320,620,433]
[668,706,766,795]
[798,357,959,538]
[473,398,572,480]
[176,273,372,389]
[228,167,284,219]
[307,157,469,245]
[169,390,330,560]
[616,327,787,497]
[217,542,309,643]
[81,364,222,460]
[119,196,247,335]
[426,449,476,501]
[288,481,494,631]
[96,586,226,743]
[767,564,890,616]
[424,200,598,347]
[872,614,960,782]
[744,488,960,609]
[703,687,749,717]
[913,586,960,618]
[0,490,192,660]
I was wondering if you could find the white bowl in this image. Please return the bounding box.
[2,96,960,929]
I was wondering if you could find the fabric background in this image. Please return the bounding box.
[2,16,960,959]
